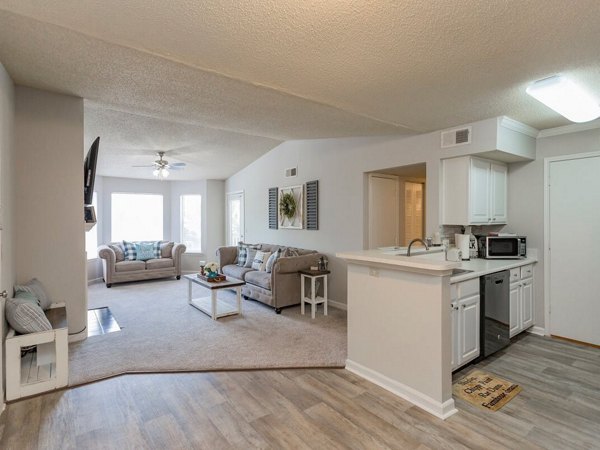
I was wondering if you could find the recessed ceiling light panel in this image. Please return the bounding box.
[526,75,600,123]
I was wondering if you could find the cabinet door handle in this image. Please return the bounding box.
[492,218,496,221]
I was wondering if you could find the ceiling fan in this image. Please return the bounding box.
[132,151,186,179]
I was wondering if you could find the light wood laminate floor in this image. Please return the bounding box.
[1,334,599,449]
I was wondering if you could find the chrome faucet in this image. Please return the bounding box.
[407,238,429,256]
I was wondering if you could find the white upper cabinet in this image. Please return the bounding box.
[441,156,508,225]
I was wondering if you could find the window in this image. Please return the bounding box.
[111,193,163,241]
[180,195,202,252]
[85,192,98,259]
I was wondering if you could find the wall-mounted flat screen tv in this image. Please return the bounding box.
[84,137,100,206]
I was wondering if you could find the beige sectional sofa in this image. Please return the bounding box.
[98,242,186,287]
[216,243,321,314]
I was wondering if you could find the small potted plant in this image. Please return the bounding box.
[204,261,219,279]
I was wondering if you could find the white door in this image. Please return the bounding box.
[490,163,507,223]
[459,294,480,363]
[469,158,490,224]
[368,174,399,249]
[226,191,244,246]
[404,182,424,246]
[549,155,600,345]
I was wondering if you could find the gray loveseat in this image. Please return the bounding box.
[98,242,186,287]
[216,244,321,314]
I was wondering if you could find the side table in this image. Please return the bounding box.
[299,269,330,319]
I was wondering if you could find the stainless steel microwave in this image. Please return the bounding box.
[477,236,527,259]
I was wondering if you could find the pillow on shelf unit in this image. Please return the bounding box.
[14,278,52,310]
[108,243,125,262]
[5,293,52,334]
[135,242,156,261]
[252,251,273,271]
[122,240,137,260]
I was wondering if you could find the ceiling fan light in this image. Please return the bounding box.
[162,168,170,178]
[526,75,600,123]
[152,168,160,177]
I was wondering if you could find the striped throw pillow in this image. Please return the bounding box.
[122,240,137,260]
[252,251,272,271]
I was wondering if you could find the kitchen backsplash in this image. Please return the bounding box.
[439,224,506,245]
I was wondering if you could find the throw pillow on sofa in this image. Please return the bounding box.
[265,248,283,273]
[14,278,52,310]
[6,292,52,334]
[244,248,259,268]
[135,242,157,261]
[237,242,260,267]
[109,243,125,262]
[252,251,272,271]
[122,240,137,260]
[160,241,174,258]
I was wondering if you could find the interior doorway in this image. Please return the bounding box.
[366,163,426,249]
[226,191,244,246]
[547,152,600,346]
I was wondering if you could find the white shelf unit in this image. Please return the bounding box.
[5,304,68,401]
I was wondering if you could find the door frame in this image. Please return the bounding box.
[226,190,245,246]
[367,173,400,249]
[544,150,600,336]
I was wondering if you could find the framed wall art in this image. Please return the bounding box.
[278,185,304,229]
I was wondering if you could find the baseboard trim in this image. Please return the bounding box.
[328,300,347,311]
[527,326,546,336]
[68,327,88,343]
[345,359,457,420]
[87,278,103,286]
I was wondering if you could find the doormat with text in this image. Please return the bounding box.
[453,369,521,411]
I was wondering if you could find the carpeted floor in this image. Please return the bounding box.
[69,277,347,386]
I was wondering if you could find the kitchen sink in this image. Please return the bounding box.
[451,268,474,275]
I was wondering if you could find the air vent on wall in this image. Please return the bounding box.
[441,126,472,148]
[285,167,297,177]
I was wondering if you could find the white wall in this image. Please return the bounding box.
[0,61,15,413]
[226,117,511,304]
[205,179,225,261]
[508,127,600,329]
[15,86,86,339]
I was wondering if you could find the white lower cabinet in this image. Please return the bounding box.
[451,281,480,371]
[509,265,534,337]
[459,294,480,363]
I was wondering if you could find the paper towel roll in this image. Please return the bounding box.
[455,234,470,261]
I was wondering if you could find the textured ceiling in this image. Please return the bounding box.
[85,105,282,180]
[2,1,600,178]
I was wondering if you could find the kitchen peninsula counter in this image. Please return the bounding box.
[337,248,459,420]
[337,248,538,420]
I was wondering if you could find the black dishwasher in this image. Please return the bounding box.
[480,270,510,358]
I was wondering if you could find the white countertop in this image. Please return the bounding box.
[336,248,460,274]
[336,248,537,279]
[450,254,538,283]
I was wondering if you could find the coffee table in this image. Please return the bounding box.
[184,274,245,320]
